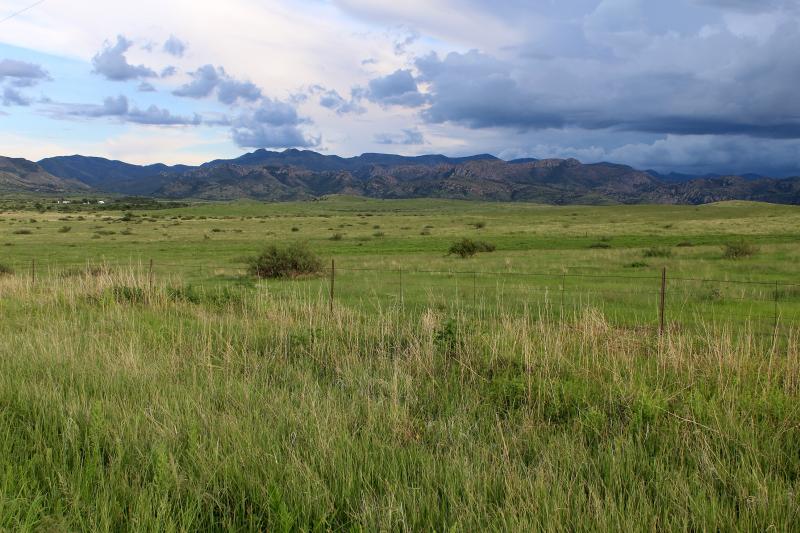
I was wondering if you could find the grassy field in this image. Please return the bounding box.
[1,196,799,530]
[1,196,799,330]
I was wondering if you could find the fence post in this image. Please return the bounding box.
[560,270,566,322]
[329,259,335,314]
[473,271,477,310]
[148,258,154,293]
[30,258,36,286]
[399,267,404,309]
[659,267,667,336]
[773,281,779,337]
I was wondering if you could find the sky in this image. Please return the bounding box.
[1,0,799,176]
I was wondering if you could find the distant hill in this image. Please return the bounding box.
[0,156,90,193]
[13,149,799,205]
[38,155,193,195]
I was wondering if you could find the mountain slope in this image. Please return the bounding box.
[154,156,800,205]
[16,149,800,205]
[0,156,90,193]
[38,155,194,193]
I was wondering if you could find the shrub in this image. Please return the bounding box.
[58,226,72,233]
[676,241,694,247]
[448,238,496,258]
[330,233,344,241]
[373,231,385,237]
[626,261,649,268]
[0,263,13,276]
[588,242,611,249]
[723,241,758,260]
[643,246,673,258]
[291,227,300,232]
[12,229,32,235]
[473,221,486,229]
[248,243,323,279]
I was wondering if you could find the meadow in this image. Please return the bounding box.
[1,196,799,530]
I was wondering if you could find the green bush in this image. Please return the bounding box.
[448,238,496,258]
[0,263,13,276]
[58,226,72,233]
[723,241,758,259]
[12,229,32,235]
[588,242,611,249]
[248,243,323,279]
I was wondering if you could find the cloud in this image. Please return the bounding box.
[92,35,157,81]
[374,128,424,145]
[127,105,201,125]
[394,28,420,55]
[173,64,262,104]
[314,86,365,114]
[218,79,262,105]
[163,35,187,57]
[2,87,31,106]
[0,59,50,82]
[366,69,426,107]
[411,23,800,140]
[231,98,318,148]
[160,66,177,78]
[56,95,200,125]
[137,81,156,92]
[173,64,218,98]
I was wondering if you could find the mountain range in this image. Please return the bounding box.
[0,149,797,205]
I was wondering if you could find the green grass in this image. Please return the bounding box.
[1,196,797,332]
[0,272,798,530]
[1,196,800,529]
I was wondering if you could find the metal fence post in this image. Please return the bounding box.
[329,259,335,314]
[659,267,667,336]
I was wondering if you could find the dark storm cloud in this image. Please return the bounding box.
[408,18,800,141]
[92,35,157,81]
[173,64,262,104]
[231,98,318,149]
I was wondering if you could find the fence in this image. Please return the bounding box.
[2,258,798,339]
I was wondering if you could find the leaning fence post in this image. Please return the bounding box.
[329,259,335,313]
[659,267,667,336]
